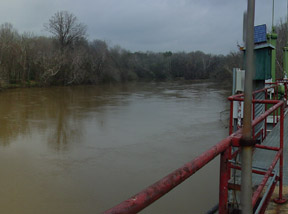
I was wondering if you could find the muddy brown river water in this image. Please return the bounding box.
[0,81,230,214]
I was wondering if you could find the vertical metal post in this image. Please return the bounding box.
[268,0,278,82]
[252,94,255,139]
[265,90,268,139]
[284,47,288,77]
[240,0,255,213]
[285,83,288,100]
[279,106,284,200]
[276,86,279,123]
[229,101,234,135]
[284,0,288,78]
[274,105,287,204]
[220,100,233,214]
[273,89,276,126]
[269,32,277,82]
[272,0,275,28]
[219,148,229,214]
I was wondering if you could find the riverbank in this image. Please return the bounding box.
[0,78,232,91]
[1,80,40,89]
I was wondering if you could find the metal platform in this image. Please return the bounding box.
[252,111,288,212]
[228,110,288,212]
[252,111,288,186]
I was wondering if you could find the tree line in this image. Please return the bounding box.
[0,11,242,87]
[275,20,288,78]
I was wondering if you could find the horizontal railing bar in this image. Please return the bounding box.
[229,97,244,101]
[229,160,275,172]
[254,173,278,214]
[103,136,232,214]
[266,81,288,84]
[230,164,275,176]
[252,149,282,207]
[255,144,280,151]
[228,85,276,100]
[252,99,281,104]
[227,98,280,105]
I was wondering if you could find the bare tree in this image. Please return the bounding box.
[0,23,21,83]
[44,11,87,48]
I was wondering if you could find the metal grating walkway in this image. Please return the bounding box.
[252,111,288,186]
[263,111,288,214]
[229,111,288,212]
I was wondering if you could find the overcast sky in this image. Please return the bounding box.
[0,0,286,54]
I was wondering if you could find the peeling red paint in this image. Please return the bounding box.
[103,136,232,214]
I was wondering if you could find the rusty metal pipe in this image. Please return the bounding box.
[229,101,234,135]
[274,106,287,204]
[241,0,255,212]
[228,85,276,101]
[254,144,280,151]
[103,136,232,214]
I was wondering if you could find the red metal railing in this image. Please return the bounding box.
[104,135,233,214]
[226,99,286,213]
[226,82,288,213]
[104,82,288,214]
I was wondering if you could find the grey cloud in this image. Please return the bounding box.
[0,0,287,54]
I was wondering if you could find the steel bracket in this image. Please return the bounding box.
[239,138,259,147]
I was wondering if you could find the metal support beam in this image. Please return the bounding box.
[273,106,287,204]
[283,0,288,78]
[219,149,229,213]
[240,0,255,213]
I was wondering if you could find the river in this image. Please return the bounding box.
[0,81,230,214]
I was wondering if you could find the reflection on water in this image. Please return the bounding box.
[0,86,123,149]
[0,81,229,214]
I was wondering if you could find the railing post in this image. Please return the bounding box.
[229,101,234,135]
[284,82,288,101]
[253,94,255,139]
[227,101,233,182]
[273,87,276,126]
[276,85,279,123]
[219,148,230,214]
[265,90,268,139]
[274,105,287,204]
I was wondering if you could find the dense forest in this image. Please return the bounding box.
[0,11,245,87]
